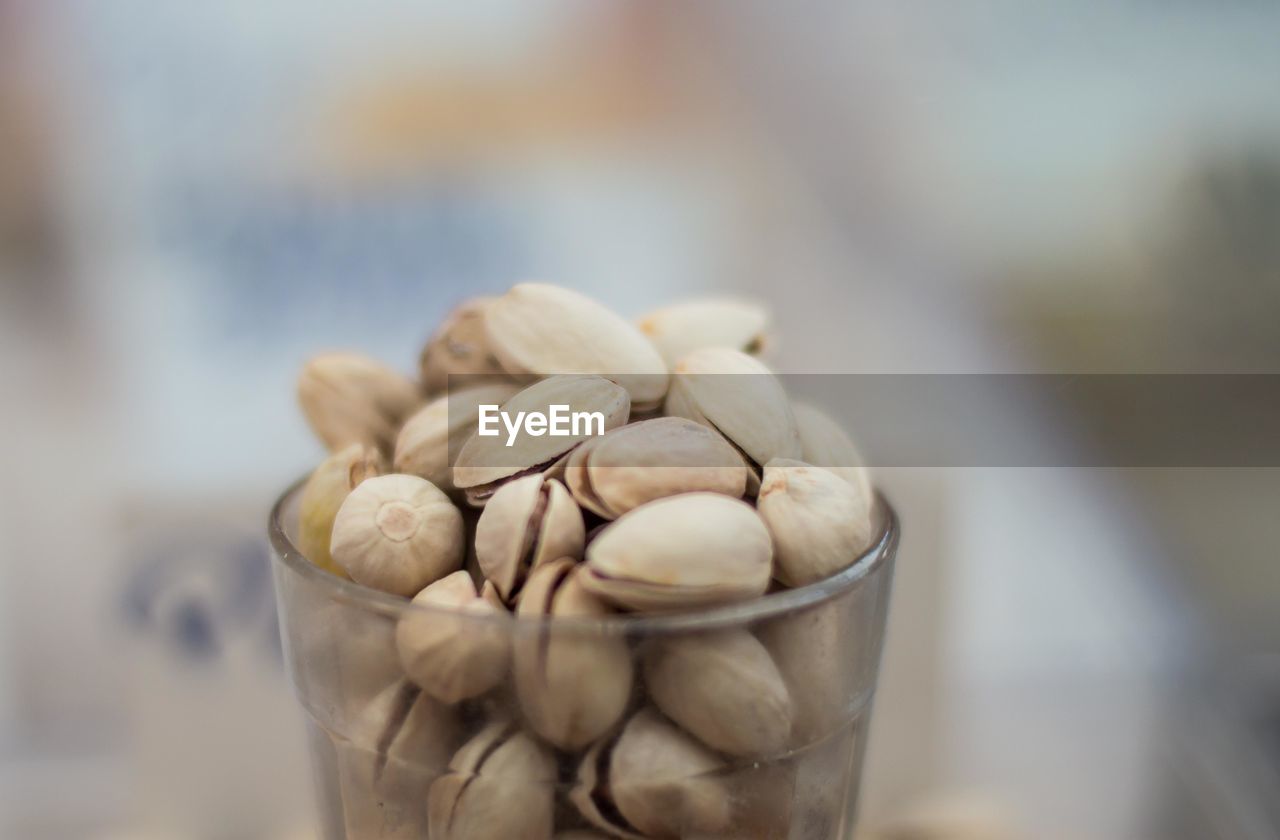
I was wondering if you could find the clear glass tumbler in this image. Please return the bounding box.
[269,480,897,840]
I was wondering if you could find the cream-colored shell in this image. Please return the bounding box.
[483,283,669,410]
[792,401,873,497]
[474,475,585,601]
[393,382,521,492]
[297,352,421,452]
[297,442,382,577]
[636,297,771,368]
[418,297,511,394]
[572,709,730,838]
[428,722,556,840]
[664,347,801,468]
[583,493,772,611]
[396,571,510,703]
[564,416,748,519]
[330,474,465,597]
[453,374,630,499]
[643,629,792,757]
[757,458,875,587]
[514,559,632,750]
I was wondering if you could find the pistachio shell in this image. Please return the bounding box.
[583,493,772,611]
[637,297,771,368]
[564,417,748,519]
[664,347,801,469]
[572,709,730,838]
[297,352,421,452]
[757,459,875,587]
[396,571,510,703]
[514,559,632,750]
[338,681,461,840]
[474,475,585,602]
[453,375,630,502]
[484,283,669,410]
[297,442,383,577]
[330,474,465,597]
[792,402,873,497]
[757,603,849,746]
[393,382,521,492]
[643,629,792,757]
[428,721,556,840]
[418,297,512,394]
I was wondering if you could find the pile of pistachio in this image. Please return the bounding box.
[295,283,877,839]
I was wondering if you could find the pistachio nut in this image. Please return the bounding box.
[454,375,630,503]
[757,604,849,746]
[474,474,585,602]
[419,297,512,394]
[514,559,632,750]
[291,599,402,731]
[757,459,875,587]
[338,680,461,839]
[483,283,669,410]
[664,347,801,469]
[330,474,465,596]
[582,493,772,611]
[564,417,748,519]
[637,297,771,368]
[793,401,873,497]
[428,720,556,840]
[297,442,383,577]
[642,629,792,757]
[572,708,731,838]
[393,382,521,492]
[297,352,421,453]
[396,571,510,703]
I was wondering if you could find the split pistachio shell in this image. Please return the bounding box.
[664,347,801,468]
[758,605,849,746]
[474,475,585,602]
[297,352,421,452]
[637,297,771,368]
[453,375,630,502]
[643,629,792,757]
[428,721,556,840]
[298,442,383,577]
[564,417,748,519]
[793,402,873,497]
[583,493,772,611]
[757,459,875,587]
[393,382,521,492]
[330,474,465,597]
[419,297,511,394]
[396,572,510,703]
[572,709,731,838]
[338,681,461,840]
[483,283,669,410]
[515,559,632,750]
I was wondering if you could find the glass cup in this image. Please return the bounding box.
[269,480,897,839]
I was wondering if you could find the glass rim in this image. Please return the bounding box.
[268,475,898,635]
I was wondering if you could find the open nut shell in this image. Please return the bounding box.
[643,629,792,757]
[483,283,669,410]
[396,571,510,703]
[418,297,512,394]
[582,493,772,611]
[297,352,422,453]
[453,374,630,503]
[663,347,801,469]
[428,720,556,840]
[474,475,585,602]
[571,708,731,838]
[564,417,748,519]
[297,442,383,577]
[514,559,633,750]
[393,382,521,493]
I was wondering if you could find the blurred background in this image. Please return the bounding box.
[1,1,1278,838]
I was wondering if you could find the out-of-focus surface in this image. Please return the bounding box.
[1,2,1277,838]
